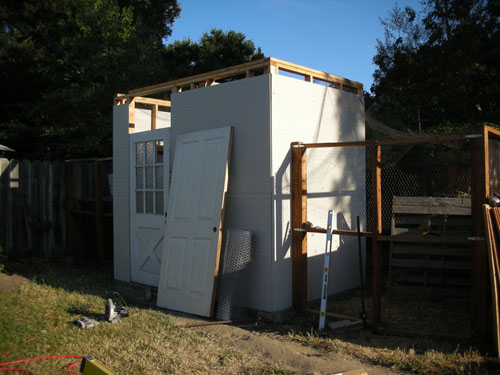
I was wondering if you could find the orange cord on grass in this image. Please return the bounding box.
[2,308,100,357]
[2,313,59,357]
[0,368,35,374]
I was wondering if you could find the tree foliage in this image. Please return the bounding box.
[0,0,181,159]
[371,0,500,133]
[0,2,265,160]
[161,28,264,81]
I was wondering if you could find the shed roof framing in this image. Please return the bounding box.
[114,57,363,101]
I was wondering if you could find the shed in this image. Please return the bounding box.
[113,57,366,313]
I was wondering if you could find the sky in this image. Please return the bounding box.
[168,0,423,92]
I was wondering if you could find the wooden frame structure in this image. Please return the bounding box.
[114,57,364,135]
[115,57,363,101]
[291,125,500,338]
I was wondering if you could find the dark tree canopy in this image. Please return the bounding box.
[161,28,264,81]
[371,0,500,133]
[0,2,265,160]
[0,0,181,159]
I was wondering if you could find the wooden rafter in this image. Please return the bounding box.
[114,57,363,102]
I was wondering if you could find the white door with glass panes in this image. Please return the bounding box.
[130,128,170,286]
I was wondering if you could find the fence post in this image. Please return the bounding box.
[291,142,307,308]
[371,144,382,326]
[471,124,489,341]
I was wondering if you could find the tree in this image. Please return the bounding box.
[161,28,265,82]
[371,0,500,133]
[0,0,180,159]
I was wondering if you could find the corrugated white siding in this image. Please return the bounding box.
[270,74,366,311]
[171,75,273,311]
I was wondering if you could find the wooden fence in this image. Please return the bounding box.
[65,158,113,264]
[0,159,65,258]
[0,158,113,262]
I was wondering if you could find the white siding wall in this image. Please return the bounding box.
[270,74,366,311]
[171,75,274,311]
[115,72,366,312]
[113,104,131,282]
[135,109,171,133]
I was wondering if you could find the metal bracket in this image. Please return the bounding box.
[292,144,305,148]
[465,134,483,139]
[294,228,305,232]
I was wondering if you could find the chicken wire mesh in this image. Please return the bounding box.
[490,135,500,195]
[380,140,473,291]
[380,141,472,233]
[216,229,252,321]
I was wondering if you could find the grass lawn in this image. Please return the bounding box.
[0,261,289,375]
[0,259,499,374]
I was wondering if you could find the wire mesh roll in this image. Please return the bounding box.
[216,229,252,321]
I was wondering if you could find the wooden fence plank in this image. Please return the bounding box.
[52,161,64,255]
[0,158,112,261]
[0,159,10,251]
[19,160,32,253]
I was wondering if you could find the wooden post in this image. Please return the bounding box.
[151,104,158,130]
[471,124,489,340]
[95,161,104,263]
[291,142,307,308]
[371,145,382,325]
[64,162,74,257]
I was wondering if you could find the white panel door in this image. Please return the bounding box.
[157,126,233,317]
[130,128,170,286]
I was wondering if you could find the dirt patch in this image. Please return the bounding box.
[0,272,28,291]
[201,324,394,375]
[317,285,471,339]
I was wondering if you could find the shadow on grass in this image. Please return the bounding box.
[1,257,155,310]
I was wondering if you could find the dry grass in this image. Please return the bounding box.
[1,260,499,375]
[290,332,490,375]
[0,261,293,375]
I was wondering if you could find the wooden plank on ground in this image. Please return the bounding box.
[328,319,363,332]
[330,369,368,375]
